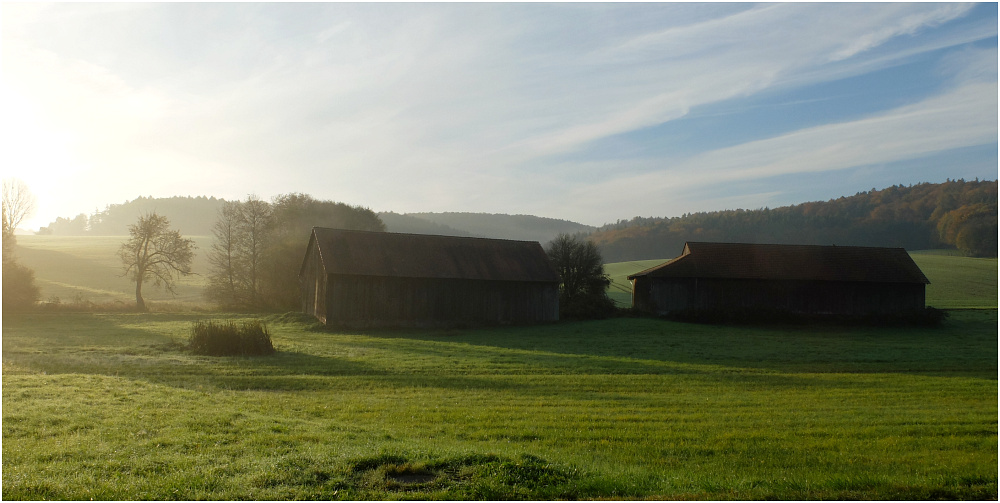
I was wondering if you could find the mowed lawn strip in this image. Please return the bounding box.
[3,311,996,500]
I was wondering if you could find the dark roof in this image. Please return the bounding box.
[302,228,560,283]
[627,242,930,284]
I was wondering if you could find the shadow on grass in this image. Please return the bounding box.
[351,310,999,378]
[4,311,997,397]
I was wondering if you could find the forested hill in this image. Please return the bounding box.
[404,212,596,244]
[591,179,998,262]
[38,196,225,236]
[38,198,591,243]
[378,212,474,238]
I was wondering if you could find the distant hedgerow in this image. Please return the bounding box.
[189,319,275,356]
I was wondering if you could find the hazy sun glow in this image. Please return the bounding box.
[1,3,996,231]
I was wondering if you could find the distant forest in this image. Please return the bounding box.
[403,212,596,243]
[591,179,998,261]
[36,179,997,261]
[38,196,225,236]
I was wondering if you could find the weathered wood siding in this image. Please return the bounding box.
[324,274,559,327]
[300,240,327,323]
[633,277,925,315]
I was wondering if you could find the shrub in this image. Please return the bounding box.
[2,260,40,311]
[189,319,275,356]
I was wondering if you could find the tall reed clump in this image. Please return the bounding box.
[189,319,275,356]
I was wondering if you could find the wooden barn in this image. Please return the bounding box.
[627,242,930,316]
[300,228,560,327]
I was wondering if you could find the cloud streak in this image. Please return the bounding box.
[1,3,995,229]
[560,77,997,223]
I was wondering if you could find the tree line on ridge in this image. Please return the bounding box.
[590,179,997,262]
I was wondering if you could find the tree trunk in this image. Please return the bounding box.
[135,279,146,311]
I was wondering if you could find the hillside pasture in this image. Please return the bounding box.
[12,235,213,309]
[909,251,998,309]
[3,310,996,500]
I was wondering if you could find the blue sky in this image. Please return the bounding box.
[2,2,996,230]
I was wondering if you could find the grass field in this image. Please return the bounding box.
[909,250,998,309]
[3,310,997,500]
[12,235,213,308]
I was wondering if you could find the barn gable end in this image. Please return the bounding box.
[299,228,560,327]
[627,242,930,316]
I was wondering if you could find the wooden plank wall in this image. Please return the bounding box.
[324,275,558,326]
[300,242,327,323]
[638,277,925,315]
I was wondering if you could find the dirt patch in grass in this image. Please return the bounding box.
[339,452,585,499]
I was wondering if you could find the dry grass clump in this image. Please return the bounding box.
[189,319,275,356]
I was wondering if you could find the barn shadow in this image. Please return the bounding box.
[6,311,994,398]
[349,312,998,379]
[2,313,381,393]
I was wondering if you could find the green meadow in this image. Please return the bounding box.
[3,236,997,499]
[12,235,213,308]
[2,312,996,500]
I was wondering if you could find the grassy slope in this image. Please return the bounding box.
[605,259,665,306]
[605,252,998,310]
[3,311,996,500]
[909,251,998,309]
[12,235,212,308]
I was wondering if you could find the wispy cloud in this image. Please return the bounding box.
[1,3,995,228]
[559,75,997,223]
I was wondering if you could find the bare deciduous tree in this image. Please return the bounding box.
[2,178,36,235]
[239,195,272,307]
[205,201,244,307]
[2,178,37,261]
[204,196,273,309]
[118,212,196,311]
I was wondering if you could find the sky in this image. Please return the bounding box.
[1,2,997,231]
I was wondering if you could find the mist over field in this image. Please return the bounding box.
[2,4,997,500]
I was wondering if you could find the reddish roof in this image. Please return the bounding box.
[627,242,930,284]
[302,228,560,283]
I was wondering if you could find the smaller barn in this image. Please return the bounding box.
[628,242,930,316]
[300,228,560,327]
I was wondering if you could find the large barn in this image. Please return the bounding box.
[300,228,560,327]
[627,242,930,316]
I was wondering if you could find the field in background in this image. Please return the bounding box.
[3,310,996,500]
[12,235,213,309]
[909,250,998,309]
[605,259,665,307]
[605,252,998,310]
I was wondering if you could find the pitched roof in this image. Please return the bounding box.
[302,228,560,282]
[628,242,930,284]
